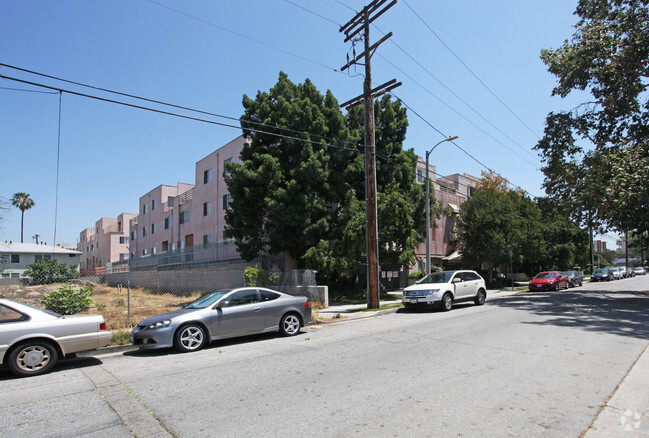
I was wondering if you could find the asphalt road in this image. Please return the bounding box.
[1,276,648,437]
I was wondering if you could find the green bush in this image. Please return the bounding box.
[23,259,80,285]
[244,267,279,287]
[41,283,94,315]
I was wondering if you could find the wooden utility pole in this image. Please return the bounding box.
[339,0,400,309]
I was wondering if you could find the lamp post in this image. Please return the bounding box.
[425,136,458,275]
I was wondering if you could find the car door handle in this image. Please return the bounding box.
[253,307,261,312]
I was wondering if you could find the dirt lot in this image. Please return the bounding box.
[1,281,201,331]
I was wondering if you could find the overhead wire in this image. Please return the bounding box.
[402,0,542,140]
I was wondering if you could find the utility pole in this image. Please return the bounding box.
[340,0,400,309]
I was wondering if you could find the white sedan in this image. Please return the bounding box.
[0,298,113,377]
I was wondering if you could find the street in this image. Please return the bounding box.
[1,277,648,437]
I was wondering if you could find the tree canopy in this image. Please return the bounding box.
[536,0,649,235]
[225,72,430,277]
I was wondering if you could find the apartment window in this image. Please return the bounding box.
[223,193,232,210]
[118,221,122,232]
[142,226,147,237]
[416,168,425,184]
[223,157,232,175]
[152,247,156,254]
[152,199,156,210]
[179,210,190,224]
[142,249,148,256]
[142,204,147,214]
[440,185,456,194]
[130,252,135,259]
[119,253,128,261]
[203,234,211,249]
[164,216,172,229]
[469,186,476,197]
[151,223,156,234]
[119,236,129,244]
[131,230,137,240]
[162,241,169,252]
[203,201,212,216]
[204,168,212,184]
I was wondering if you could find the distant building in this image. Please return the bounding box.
[0,242,81,280]
[78,213,136,275]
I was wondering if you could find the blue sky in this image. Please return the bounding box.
[0,0,618,248]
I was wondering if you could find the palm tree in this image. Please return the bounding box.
[11,192,35,243]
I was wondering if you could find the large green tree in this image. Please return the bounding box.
[225,72,430,275]
[11,192,35,243]
[536,0,649,235]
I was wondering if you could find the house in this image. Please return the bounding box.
[0,242,81,281]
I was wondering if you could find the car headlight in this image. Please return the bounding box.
[147,319,171,330]
[425,289,439,295]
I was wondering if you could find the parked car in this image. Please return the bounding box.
[619,267,630,278]
[591,268,614,282]
[0,299,113,377]
[565,271,584,287]
[633,267,646,276]
[608,267,622,280]
[131,287,311,353]
[402,270,487,311]
[528,271,570,291]
[627,267,635,277]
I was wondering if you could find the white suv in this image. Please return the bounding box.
[402,270,487,311]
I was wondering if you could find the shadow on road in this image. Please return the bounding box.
[491,288,649,340]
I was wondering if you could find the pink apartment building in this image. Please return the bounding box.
[78,213,136,275]
[82,135,475,273]
[128,136,245,267]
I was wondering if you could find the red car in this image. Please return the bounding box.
[528,271,570,291]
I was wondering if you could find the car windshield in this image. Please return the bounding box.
[534,272,557,279]
[416,272,454,284]
[594,269,608,274]
[184,291,230,309]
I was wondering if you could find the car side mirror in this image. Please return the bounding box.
[452,277,462,283]
[216,300,229,309]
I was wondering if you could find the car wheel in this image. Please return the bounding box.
[441,293,453,311]
[8,341,58,377]
[474,289,486,306]
[279,313,301,336]
[174,324,206,353]
[554,282,560,291]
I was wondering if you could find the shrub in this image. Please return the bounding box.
[23,259,80,285]
[244,267,279,287]
[41,283,94,315]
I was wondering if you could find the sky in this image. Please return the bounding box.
[0,0,620,249]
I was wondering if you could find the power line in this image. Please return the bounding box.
[145,0,340,72]
[402,0,541,139]
[0,86,58,94]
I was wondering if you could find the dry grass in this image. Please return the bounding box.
[89,284,202,331]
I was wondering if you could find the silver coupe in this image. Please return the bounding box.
[0,298,113,377]
[131,287,312,353]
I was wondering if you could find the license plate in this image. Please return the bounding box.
[410,299,417,304]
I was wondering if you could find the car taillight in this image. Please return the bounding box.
[304,300,310,307]
[100,322,107,331]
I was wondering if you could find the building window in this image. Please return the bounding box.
[119,236,129,244]
[142,204,147,214]
[204,168,212,184]
[469,186,476,197]
[203,201,211,216]
[151,223,156,234]
[118,221,122,232]
[152,199,156,210]
[167,196,175,208]
[164,216,173,229]
[179,210,190,224]
[416,168,425,183]
[142,226,147,237]
[131,230,137,240]
[203,234,211,249]
[162,241,169,252]
[223,157,232,175]
[223,193,232,210]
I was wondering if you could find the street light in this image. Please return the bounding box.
[425,135,458,275]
